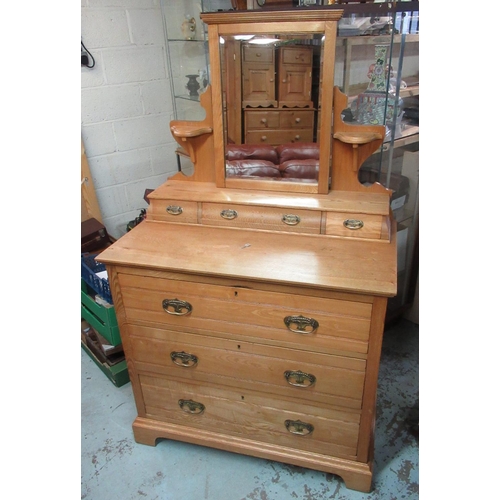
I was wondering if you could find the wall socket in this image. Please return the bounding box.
[81,49,89,66]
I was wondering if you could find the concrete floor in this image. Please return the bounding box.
[81,318,419,500]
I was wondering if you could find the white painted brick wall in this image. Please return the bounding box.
[81,0,178,238]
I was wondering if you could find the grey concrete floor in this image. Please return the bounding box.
[81,318,419,500]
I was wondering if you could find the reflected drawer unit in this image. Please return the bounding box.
[244,108,315,145]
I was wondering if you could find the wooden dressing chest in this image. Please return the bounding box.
[98,9,397,493]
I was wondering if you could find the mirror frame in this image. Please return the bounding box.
[200,9,343,195]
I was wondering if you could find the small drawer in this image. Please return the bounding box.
[279,110,315,129]
[243,45,274,63]
[245,110,280,130]
[140,374,361,459]
[325,213,388,240]
[201,202,321,234]
[148,199,198,223]
[281,47,312,65]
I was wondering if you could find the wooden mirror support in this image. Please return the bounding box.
[167,10,390,198]
[332,86,388,193]
[169,87,216,183]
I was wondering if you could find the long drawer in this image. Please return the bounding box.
[245,129,314,145]
[139,373,360,459]
[245,109,315,130]
[201,202,321,233]
[128,325,366,409]
[118,274,373,357]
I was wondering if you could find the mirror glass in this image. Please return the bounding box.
[219,33,324,186]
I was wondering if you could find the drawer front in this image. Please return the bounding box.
[140,373,360,459]
[279,110,315,129]
[118,274,373,357]
[148,199,198,223]
[243,45,274,63]
[325,212,386,240]
[245,129,314,145]
[201,202,321,233]
[129,329,366,406]
[281,47,312,65]
[245,110,280,130]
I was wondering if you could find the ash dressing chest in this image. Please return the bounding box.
[98,9,397,493]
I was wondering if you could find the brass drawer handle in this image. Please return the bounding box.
[162,298,192,316]
[284,315,319,334]
[170,351,198,368]
[343,219,364,230]
[282,214,301,226]
[178,399,205,415]
[166,205,183,216]
[284,370,316,388]
[221,208,238,220]
[285,419,314,436]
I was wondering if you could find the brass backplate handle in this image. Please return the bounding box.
[284,315,319,334]
[178,399,205,415]
[221,208,238,220]
[170,351,198,368]
[282,214,301,226]
[285,419,314,436]
[343,218,364,230]
[284,370,316,388]
[166,205,183,215]
[162,298,192,316]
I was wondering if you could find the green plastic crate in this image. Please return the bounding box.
[81,280,121,346]
[81,341,129,387]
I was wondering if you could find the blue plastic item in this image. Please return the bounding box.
[81,253,113,304]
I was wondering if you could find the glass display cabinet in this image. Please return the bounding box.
[333,1,419,321]
[161,0,233,172]
[161,0,233,122]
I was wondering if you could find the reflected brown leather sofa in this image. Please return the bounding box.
[225,143,320,180]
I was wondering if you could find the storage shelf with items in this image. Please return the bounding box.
[161,0,233,174]
[334,1,419,321]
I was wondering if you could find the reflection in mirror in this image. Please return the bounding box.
[220,33,324,185]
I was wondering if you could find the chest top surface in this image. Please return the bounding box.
[98,220,397,297]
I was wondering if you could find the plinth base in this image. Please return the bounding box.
[132,416,373,493]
